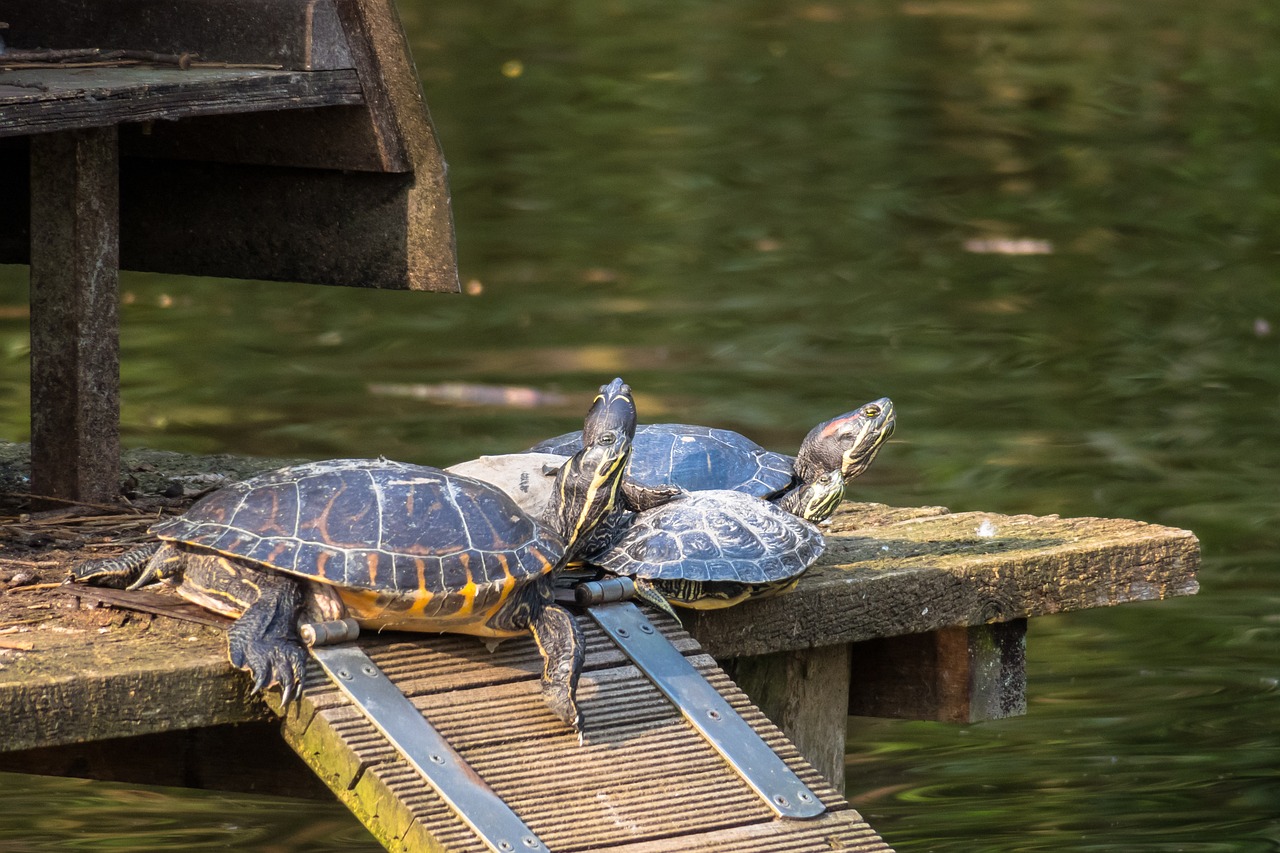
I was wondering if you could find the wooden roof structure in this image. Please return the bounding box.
[0,0,458,503]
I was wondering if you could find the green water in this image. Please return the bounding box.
[3,0,1280,849]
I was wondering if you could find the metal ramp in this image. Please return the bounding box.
[281,612,894,852]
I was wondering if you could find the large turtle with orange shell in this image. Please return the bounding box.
[71,378,638,732]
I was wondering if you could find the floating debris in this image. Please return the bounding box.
[963,238,1053,255]
[368,382,570,409]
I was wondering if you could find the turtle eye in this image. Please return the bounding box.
[598,432,616,446]
[863,404,880,417]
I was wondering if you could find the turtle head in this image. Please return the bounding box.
[795,397,896,484]
[549,378,637,560]
[777,468,846,523]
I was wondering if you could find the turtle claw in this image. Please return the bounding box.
[232,629,306,705]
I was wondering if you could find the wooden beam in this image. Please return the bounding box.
[0,68,365,139]
[331,0,459,290]
[848,621,1027,723]
[28,127,120,503]
[0,0,354,70]
[723,644,852,794]
[114,159,434,289]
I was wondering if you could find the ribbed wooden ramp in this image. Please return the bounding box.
[280,617,893,852]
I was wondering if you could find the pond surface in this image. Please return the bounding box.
[3,0,1280,849]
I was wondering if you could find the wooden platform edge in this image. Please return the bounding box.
[691,503,1201,659]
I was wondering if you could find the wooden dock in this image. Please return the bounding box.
[0,455,1200,850]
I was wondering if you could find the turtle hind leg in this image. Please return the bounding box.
[226,571,308,706]
[528,603,585,732]
[70,541,164,588]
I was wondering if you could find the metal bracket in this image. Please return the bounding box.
[303,622,546,853]
[586,602,827,820]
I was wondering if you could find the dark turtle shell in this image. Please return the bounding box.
[530,423,795,499]
[592,489,825,584]
[151,459,564,599]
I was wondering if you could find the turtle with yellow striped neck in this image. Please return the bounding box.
[70,378,637,732]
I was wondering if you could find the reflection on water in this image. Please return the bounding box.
[3,0,1280,849]
[0,772,379,853]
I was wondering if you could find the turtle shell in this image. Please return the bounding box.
[150,459,564,633]
[530,423,795,499]
[592,490,825,584]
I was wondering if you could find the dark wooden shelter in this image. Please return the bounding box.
[0,0,459,503]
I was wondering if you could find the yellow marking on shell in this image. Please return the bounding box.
[456,580,479,618]
[366,552,379,586]
[408,586,437,617]
[489,570,519,618]
[416,558,429,600]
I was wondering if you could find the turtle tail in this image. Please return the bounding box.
[632,579,682,625]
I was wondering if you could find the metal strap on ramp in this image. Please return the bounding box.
[587,601,825,820]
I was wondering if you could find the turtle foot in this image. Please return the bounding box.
[529,604,585,732]
[227,577,307,706]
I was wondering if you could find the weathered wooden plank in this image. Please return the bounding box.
[28,127,120,503]
[0,68,364,137]
[0,0,353,70]
[847,620,1027,722]
[0,614,270,752]
[691,502,1200,658]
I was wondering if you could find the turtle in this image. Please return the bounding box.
[70,378,638,732]
[589,468,846,613]
[526,397,895,511]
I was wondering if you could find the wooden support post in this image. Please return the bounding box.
[847,620,1027,723]
[28,127,121,503]
[724,644,852,794]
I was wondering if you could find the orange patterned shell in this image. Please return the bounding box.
[151,459,564,597]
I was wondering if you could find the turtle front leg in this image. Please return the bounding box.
[528,603,585,732]
[227,572,308,706]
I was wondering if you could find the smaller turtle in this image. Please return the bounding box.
[590,468,846,614]
[527,397,895,510]
[71,378,638,731]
